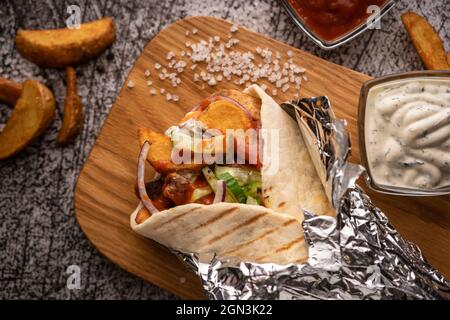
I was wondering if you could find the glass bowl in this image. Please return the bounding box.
[280,0,397,50]
[358,70,450,196]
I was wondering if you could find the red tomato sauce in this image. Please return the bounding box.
[288,0,388,41]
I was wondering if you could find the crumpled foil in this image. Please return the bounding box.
[174,96,450,300]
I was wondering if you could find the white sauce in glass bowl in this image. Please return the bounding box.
[365,78,450,190]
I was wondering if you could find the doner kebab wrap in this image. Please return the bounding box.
[131,85,334,265]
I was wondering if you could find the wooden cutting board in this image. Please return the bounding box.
[74,16,450,299]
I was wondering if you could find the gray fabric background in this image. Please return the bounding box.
[0,0,448,299]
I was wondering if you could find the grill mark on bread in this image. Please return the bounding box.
[275,237,304,253]
[222,226,279,256]
[253,237,304,261]
[207,212,268,245]
[192,208,239,231]
[282,219,296,226]
[220,218,298,256]
[154,207,202,230]
[277,201,286,208]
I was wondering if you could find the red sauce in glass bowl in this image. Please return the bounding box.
[288,0,388,41]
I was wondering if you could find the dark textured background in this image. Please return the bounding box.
[0,0,448,299]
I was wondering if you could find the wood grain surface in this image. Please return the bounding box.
[74,16,450,299]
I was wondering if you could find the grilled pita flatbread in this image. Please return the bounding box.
[131,202,307,265]
[244,85,335,221]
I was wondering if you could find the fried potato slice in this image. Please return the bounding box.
[198,100,255,133]
[0,77,23,106]
[57,67,84,145]
[401,12,450,70]
[447,52,450,67]
[138,128,204,174]
[135,206,151,224]
[16,17,116,68]
[0,80,55,159]
[218,89,261,120]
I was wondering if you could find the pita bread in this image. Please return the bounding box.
[131,202,307,265]
[244,85,335,221]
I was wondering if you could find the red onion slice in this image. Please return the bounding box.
[213,180,227,204]
[137,141,159,215]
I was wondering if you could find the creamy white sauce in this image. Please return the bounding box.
[365,78,450,190]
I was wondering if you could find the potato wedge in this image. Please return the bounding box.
[0,77,23,106]
[57,67,84,145]
[198,100,255,133]
[16,17,116,68]
[447,52,450,67]
[218,89,261,120]
[138,128,204,174]
[401,12,450,70]
[0,80,55,159]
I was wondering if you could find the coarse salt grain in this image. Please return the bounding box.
[150,88,156,95]
[144,69,151,77]
[166,93,172,101]
[192,28,198,35]
[172,95,179,102]
[160,88,165,94]
[147,80,153,86]
[230,24,238,33]
[154,63,161,70]
[185,30,190,36]
[167,51,175,60]
[149,28,307,99]
[127,80,135,89]
[208,75,217,86]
